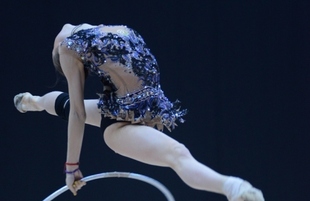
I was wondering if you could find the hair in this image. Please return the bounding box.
[52,51,64,76]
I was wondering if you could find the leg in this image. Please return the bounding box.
[14,92,101,127]
[104,123,226,192]
[103,123,264,201]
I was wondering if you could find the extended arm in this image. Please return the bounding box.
[58,46,86,195]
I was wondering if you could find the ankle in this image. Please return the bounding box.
[32,96,44,111]
[24,93,43,111]
[222,176,244,200]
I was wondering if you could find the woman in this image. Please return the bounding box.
[14,23,264,201]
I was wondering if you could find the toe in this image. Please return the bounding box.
[241,188,264,201]
[13,93,27,113]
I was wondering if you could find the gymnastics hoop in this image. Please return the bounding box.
[43,171,175,201]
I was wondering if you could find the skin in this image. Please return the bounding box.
[52,23,228,196]
[14,24,264,200]
[18,91,229,196]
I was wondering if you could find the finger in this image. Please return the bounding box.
[66,179,76,196]
[74,180,86,191]
[68,184,77,196]
[80,180,86,186]
[66,174,78,196]
[73,181,81,190]
[74,180,86,185]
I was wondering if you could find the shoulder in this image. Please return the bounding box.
[52,24,73,56]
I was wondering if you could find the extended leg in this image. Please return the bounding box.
[103,123,264,201]
[14,92,101,127]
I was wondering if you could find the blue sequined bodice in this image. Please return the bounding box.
[61,25,187,131]
[62,25,160,90]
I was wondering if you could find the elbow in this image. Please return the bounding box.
[71,111,86,122]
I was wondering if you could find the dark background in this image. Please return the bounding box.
[1,0,309,200]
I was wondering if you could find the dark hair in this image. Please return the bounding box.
[52,51,64,76]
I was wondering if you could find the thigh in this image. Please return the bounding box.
[103,123,186,167]
[84,99,101,127]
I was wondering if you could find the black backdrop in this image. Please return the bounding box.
[1,1,309,200]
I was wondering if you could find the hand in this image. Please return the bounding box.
[65,169,86,196]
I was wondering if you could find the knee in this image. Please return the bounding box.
[54,92,70,120]
[171,143,191,158]
[168,143,192,166]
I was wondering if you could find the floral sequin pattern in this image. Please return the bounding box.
[61,25,187,131]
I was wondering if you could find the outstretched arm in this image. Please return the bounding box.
[59,46,86,195]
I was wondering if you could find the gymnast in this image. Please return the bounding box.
[14,23,264,201]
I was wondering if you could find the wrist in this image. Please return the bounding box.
[64,167,79,174]
[65,162,79,166]
[64,162,79,171]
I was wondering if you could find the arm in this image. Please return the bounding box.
[58,46,86,195]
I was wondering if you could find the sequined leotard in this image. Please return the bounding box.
[61,25,186,131]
